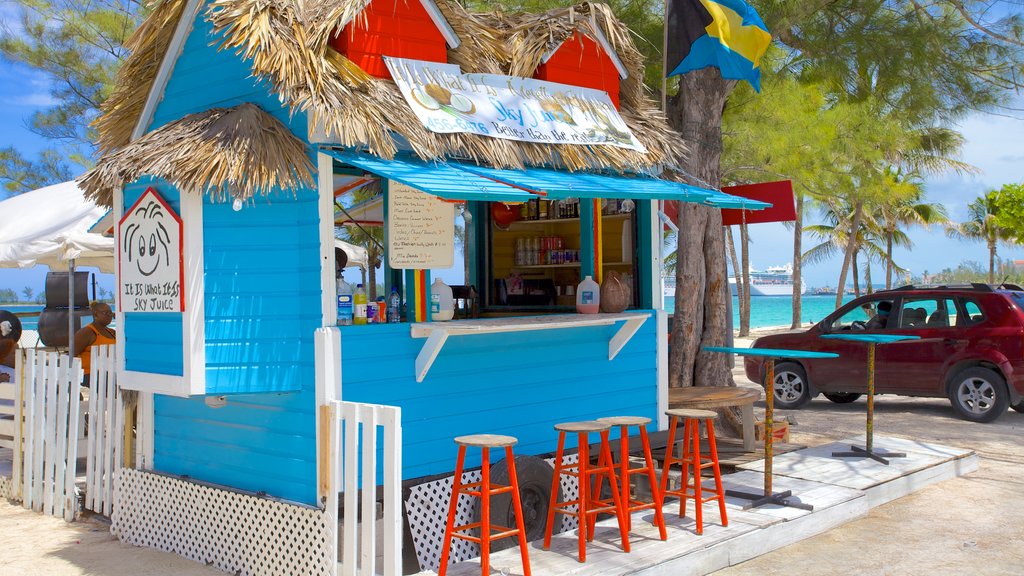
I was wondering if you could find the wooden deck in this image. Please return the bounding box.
[424,436,977,576]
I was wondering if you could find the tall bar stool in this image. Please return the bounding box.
[660,408,728,535]
[438,434,530,576]
[591,416,667,540]
[543,421,630,562]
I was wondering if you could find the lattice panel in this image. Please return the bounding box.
[406,454,580,572]
[112,469,336,576]
[0,474,13,501]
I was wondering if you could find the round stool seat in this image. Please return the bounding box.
[665,408,718,420]
[553,420,611,433]
[454,434,518,448]
[597,415,652,427]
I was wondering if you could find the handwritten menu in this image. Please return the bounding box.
[387,181,454,269]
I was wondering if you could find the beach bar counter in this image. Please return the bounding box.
[77,1,765,574]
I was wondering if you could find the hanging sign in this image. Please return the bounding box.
[384,56,646,152]
[118,187,184,312]
[387,181,455,269]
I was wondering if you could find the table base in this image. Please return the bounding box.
[832,444,906,465]
[725,488,814,511]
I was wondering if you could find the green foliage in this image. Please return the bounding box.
[0,288,18,303]
[0,0,145,193]
[989,183,1024,243]
[21,286,33,301]
[920,259,1024,286]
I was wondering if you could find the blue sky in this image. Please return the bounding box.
[2,0,1022,295]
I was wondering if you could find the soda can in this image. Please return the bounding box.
[366,302,377,324]
[376,300,387,323]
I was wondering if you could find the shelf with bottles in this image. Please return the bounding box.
[508,211,634,228]
[512,263,581,269]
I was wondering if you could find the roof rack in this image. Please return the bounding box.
[892,283,995,292]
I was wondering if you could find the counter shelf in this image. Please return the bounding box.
[410,312,650,383]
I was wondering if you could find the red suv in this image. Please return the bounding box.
[745,284,1024,423]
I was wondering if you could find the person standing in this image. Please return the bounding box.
[74,302,116,386]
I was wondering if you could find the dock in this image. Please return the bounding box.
[426,435,977,575]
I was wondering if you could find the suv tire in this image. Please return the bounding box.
[770,362,813,409]
[948,367,1009,423]
[823,392,862,404]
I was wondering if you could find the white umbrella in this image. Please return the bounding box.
[335,238,369,271]
[0,181,114,273]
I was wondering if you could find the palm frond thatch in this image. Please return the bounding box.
[92,0,686,198]
[80,103,315,206]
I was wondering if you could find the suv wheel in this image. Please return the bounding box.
[823,392,862,404]
[770,362,812,409]
[948,367,1009,423]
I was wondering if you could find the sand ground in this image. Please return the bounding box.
[2,326,1023,575]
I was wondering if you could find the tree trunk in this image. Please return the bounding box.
[852,249,860,297]
[739,222,750,337]
[666,68,741,436]
[726,226,744,331]
[989,239,997,284]
[865,258,873,295]
[885,223,894,289]
[791,193,803,329]
[834,202,863,308]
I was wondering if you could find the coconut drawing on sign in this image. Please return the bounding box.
[123,199,173,277]
[413,83,477,120]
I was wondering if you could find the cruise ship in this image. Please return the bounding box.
[729,263,805,297]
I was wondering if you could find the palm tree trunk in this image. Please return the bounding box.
[726,227,744,331]
[852,249,861,297]
[666,67,741,435]
[865,259,873,295]
[885,224,894,289]
[791,194,803,329]
[739,222,750,336]
[989,238,997,284]
[834,202,863,308]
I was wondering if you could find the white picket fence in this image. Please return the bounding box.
[18,349,84,521]
[327,400,403,576]
[84,345,124,516]
[0,377,17,451]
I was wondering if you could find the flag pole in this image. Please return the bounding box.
[661,0,668,111]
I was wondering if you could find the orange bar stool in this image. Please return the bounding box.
[660,408,728,535]
[592,416,667,540]
[543,421,630,563]
[438,434,530,576]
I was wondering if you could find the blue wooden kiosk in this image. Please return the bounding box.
[77,1,768,573]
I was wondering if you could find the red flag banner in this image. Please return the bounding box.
[720,180,795,226]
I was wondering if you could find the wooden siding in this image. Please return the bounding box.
[340,314,659,481]
[534,33,621,109]
[122,178,184,376]
[329,0,448,79]
[148,8,321,505]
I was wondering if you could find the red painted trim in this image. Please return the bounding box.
[534,33,621,108]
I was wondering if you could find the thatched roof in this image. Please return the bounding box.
[84,0,687,205]
[81,103,315,206]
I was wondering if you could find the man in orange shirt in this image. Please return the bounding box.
[74,302,116,387]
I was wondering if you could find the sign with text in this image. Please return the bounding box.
[387,181,455,269]
[118,187,184,312]
[384,56,645,152]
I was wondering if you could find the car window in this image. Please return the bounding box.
[830,299,893,330]
[899,297,955,329]
[961,299,985,325]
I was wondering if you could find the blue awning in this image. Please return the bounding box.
[324,150,538,202]
[325,149,770,209]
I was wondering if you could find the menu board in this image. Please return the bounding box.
[387,181,455,269]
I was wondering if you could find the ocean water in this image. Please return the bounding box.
[664,294,858,329]
[2,305,45,330]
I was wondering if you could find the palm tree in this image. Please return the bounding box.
[878,170,949,288]
[947,193,1009,284]
[804,199,891,299]
[337,183,385,299]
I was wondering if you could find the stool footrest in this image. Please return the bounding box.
[451,523,522,544]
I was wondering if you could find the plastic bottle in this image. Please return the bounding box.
[576,275,600,314]
[388,287,401,323]
[353,283,368,325]
[336,276,353,326]
[430,278,455,321]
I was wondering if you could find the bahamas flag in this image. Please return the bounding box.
[666,0,772,91]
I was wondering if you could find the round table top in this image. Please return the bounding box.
[668,386,762,409]
[820,333,921,344]
[704,346,839,359]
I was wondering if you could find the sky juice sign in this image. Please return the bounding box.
[384,56,645,152]
[118,187,184,312]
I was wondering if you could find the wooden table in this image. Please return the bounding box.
[668,386,762,452]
